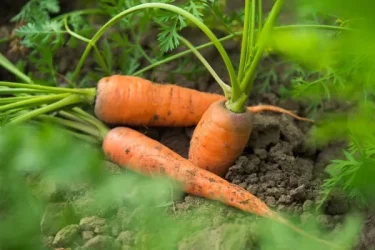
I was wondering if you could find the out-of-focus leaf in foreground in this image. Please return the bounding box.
[0,123,187,250]
[268,29,336,71]
[267,0,375,143]
[269,0,375,207]
[257,212,362,250]
[0,124,105,250]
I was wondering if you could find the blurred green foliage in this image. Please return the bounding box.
[264,0,375,207]
[0,123,364,250]
[0,120,363,250]
[0,124,103,249]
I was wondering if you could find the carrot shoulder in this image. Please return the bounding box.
[94,75,313,127]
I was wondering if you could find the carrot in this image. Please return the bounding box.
[188,97,311,177]
[94,75,313,127]
[103,126,274,217]
[189,99,253,176]
[102,126,338,249]
[94,75,223,127]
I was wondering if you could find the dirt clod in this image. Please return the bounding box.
[116,231,134,246]
[315,142,346,175]
[178,224,255,250]
[248,114,280,149]
[40,203,78,236]
[290,185,306,201]
[280,119,305,150]
[356,212,375,250]
[300,212,314,224]
[94,224,110,235]
[254,148,267,160]
[324,191,350,215]
[43,236,54,249]
[81,235,121,250]
[265,196,277,207]
[53,224,80,247]
[82,231,95,241]
[302,200,314,212]
[159,128,190,158]
[79,216,107,232]
[316,214,335,230]
[72,197,108,218]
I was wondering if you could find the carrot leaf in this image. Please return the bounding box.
[157,22,182,52]
[154,0,213,52]
[10,0,60,23]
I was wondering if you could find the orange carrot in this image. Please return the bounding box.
[103,126,276,218]
[188,99,253,177]
[94,75,313,127]
[102,126,338,249]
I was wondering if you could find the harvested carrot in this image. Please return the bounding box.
[103,126,276,218]
[102,126,338,249]
[189,99,253,176]
[94,75,313,127]
[94,75,222,127]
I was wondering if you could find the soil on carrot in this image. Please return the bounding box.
[1,3,374,250]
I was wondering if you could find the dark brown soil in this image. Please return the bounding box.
[1,2,374,250]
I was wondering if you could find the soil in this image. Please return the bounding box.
[1,1,374,250]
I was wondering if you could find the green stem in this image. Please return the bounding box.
[276,24,352,31]
[71,107,109,139]
[231,0,285,112]
[58,110,90,124]
[136,44,155,65]
[0,37,9,43]
[237,0,252,82]
[0,96,39,104]
[130,28,154,65]
[71,3,240,101]
[2,107,26,116]
[93,46,111,75]
[241,0,284,95]
[0,82,96,96]
[207,3,238,36]
[52,8,105,21]
[133,32,240,76]
[178,36,231,98]
[60,128,100,144]
[8,94,88,125]
[0,93,70,112]
[0,88,52,94]
[133,23,347,77]
[64,16,91,43]
[64,17,111,75]
[248,0,257,65]
[0,53,33,84]
[258,0,263,29]
[37,115,101,140]
[29,119,100,144]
